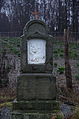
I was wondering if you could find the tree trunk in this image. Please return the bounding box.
[64,29,72,90]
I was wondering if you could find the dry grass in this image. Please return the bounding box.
[70,106,79,119]
[58,86,79,105]
[0,87,16,104]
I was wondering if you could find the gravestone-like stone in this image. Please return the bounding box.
[12,20,59,119]
[21,20,53,73]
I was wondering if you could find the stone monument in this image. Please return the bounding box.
[12,20,59,119]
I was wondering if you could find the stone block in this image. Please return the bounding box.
[12,112,53,119]
[17,73,56,101]
[12,110,63,119]
[13,100,59,112]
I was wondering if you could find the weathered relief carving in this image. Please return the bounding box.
[27,39,46,64]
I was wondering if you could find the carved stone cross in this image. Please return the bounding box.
[32,11,40,19]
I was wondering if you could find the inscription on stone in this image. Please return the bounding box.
[27,39,46,64]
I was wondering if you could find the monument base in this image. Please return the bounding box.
[17,73,56,100]
[12,107,64,119]
[13,100,59,112]
[12,73,59,119]
[11,112,57,119]
[12,100,61,119]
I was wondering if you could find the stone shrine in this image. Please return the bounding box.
[12,20,59,119]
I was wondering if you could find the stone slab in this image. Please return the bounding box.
[11,110,64,119]
[11,112,55,119]
[12,112,52,119]
[17,74,56,101]
[13,100,59,112]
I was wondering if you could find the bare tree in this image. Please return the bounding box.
[64,29,72,90]
[0,50,10,87]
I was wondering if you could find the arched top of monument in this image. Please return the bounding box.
[23,20,48,35]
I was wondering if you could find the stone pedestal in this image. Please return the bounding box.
[17,73,56,100]
[12,74,59,119]
[12,111,61,119]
